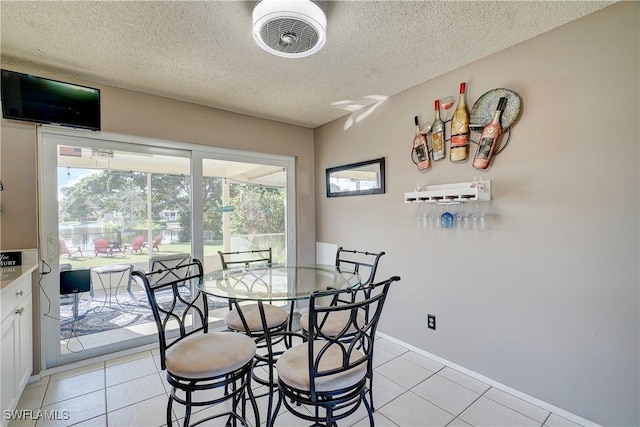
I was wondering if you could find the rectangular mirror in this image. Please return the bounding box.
[326,157,385,197]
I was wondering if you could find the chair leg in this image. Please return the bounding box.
[183,391,192,427]
[267,388,283,427]
[240,376,246,424]
[167,394,174,427]
[267,359,275,421]
[231,381,238,427]
[325,406,333,427]
[368,369,375,412]
[247,377,260,427]
[362,389,374,427]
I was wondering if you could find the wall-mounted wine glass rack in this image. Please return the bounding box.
[404,180,491,204]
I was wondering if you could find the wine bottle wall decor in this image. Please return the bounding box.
[450,82,469,162]
[411,85,520,171]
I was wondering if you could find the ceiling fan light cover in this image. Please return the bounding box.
[252,0,327,58]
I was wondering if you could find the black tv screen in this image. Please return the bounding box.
[1,69,100,131]
[59,269,91,294]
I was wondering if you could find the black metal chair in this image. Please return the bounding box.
[306,246,387,411]
[218,248,273,271]
[300,246,386,336]
[269,276,400,427]
[149,253,193,294]
[217,249,290,417]
[133,259,259,427]
[335,247,385,287]
[217,248,289,335]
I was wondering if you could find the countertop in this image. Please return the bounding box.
[0,249,38,290]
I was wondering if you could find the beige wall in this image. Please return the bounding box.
[315,3,638,426]
[0,121,39,249]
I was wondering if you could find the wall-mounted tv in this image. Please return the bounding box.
[1,69,100,131]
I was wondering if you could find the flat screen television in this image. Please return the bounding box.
[1,69,100,131]
[59,269,91,295]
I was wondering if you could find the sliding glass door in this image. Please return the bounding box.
[192,151,295,322]
[40,131,192,367]
[194,154,293,272]
[39,129,295,369]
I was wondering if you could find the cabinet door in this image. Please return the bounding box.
[16,298,33,391]
[1,314,17,418]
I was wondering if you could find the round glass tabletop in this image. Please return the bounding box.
[200,264,361,302]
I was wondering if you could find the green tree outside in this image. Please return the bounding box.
[60,170,284,244]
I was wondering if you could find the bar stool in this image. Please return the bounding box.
[133,259,260,427]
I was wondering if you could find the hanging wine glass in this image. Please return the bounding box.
[441,204,454,229]
[431,201,442,228]
[456,203,469,229]
[472,201,485,229]
[416,203,428,229]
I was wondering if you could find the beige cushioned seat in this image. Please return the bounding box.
[165,332,256,379]
[224,303,288,332]
[276,340,367,392]
[300,311,364,336]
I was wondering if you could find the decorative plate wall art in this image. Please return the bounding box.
[469,88,521,132]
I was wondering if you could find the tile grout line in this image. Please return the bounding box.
[445,369,548,423]
[363,351,450,424]
[33,378,52,427]
[454,385,491,426]
[401,368,484,426]
[482,387,554,427]
[460,387,552,427]
[103,361,108,427]
[370,351,435,425]
[376,332,595,426]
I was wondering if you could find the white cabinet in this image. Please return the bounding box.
[1,315,18,417]
[16,297,33,392]
[1,273,33,426]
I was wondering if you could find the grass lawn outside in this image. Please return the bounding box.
[59,243,223,271]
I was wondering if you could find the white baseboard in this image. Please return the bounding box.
[375,332,599,427]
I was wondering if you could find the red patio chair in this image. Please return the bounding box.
[60,240,83,258]
[146,234,163,252]
[94,237,113,256]
[123,236,146,254]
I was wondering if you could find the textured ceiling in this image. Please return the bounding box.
[1,1,614,128]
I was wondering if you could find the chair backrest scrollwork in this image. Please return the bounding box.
[218,248,272,271]
[306,275,400,400]
[335,247,385,287]
[132,259,205,370]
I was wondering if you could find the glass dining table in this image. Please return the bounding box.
[201,264,361,303]
[198,264,362,423]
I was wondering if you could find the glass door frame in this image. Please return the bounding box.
[38,126,296,370]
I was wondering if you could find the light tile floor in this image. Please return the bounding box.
[10,337,584,427]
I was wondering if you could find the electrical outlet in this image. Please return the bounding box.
[427,314,436,330]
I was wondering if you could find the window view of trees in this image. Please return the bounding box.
[60,169,285,246]
[229,184,285,235]
[60,170,192,233]
[59,171,147,225]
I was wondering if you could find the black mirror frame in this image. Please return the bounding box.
[325,157,385,198]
